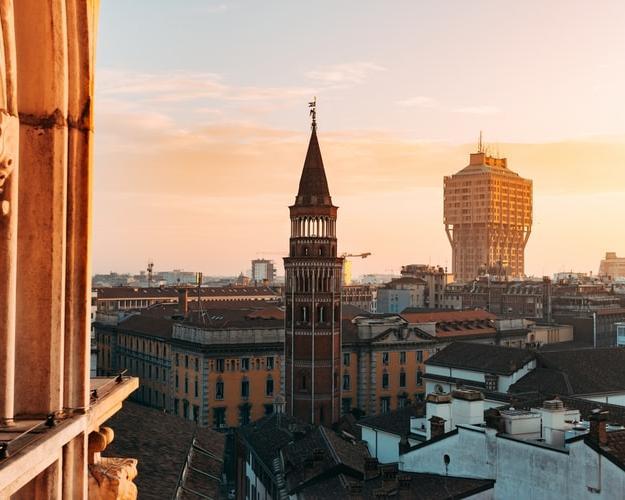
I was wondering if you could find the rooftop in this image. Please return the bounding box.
[103,402,225,500]
[358,404,425,437]
[425,342,536,375]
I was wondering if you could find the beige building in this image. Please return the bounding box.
[444,147,532,283]
[599,252,625,280]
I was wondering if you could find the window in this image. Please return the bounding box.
[398,394,407,408]
[195,357,199,371]
[399,371,406,387]
[213,407,226,428]
[416,350,423,363]
[266,377,274,396]
[162,369,166,382]
[173,398,179,415]
[175,353,179,366]
[343,352,350,366]
[184,376,188,394]
[216,358,225,372]
[266,356,274,370]
[318,306,325,322]
[485,373,498,392]
[241,379,250,399]
[382,352,389,365]
[264,404,274,415]
[183,400,189,419]
[301,306,308,322]
[341,398,352,415]
[216,380,224,400]
[155,366,159,380]
[416,370,423,386]
[193,405,199,423]
[380,397,390,414]
[382,372,389,389]
[175,373,179,389]
[185,355,189,368]
[194,378,199,398]
[240,405,251,425]
[400,351,406,364]
[241,357,250,371]
[342,374,350,391]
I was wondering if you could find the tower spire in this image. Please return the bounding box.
[308,97,317,131]
[478,130,483,153]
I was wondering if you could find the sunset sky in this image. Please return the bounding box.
[93,1,625,278]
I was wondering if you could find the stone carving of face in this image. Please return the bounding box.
[0,112,17,194]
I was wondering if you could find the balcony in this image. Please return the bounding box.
[0,376,138,497]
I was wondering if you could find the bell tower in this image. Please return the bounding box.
[284,100,343,425]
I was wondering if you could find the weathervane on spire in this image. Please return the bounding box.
[308,97,317,130]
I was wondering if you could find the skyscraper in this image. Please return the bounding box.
[444,142,532,283]
[283,105,343,425]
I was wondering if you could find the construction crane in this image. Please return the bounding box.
[341,252,371,285]
[341,252,371,259]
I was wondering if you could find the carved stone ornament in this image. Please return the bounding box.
[0,111,18,216]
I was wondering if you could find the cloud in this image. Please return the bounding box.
[452,105,501,115]
[396,96,438,108]
[305,62,386,86]
[97,68,315,104]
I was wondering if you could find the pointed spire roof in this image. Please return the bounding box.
[294,126,332,206]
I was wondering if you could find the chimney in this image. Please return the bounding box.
[363,457,380,480]
[588,409,609,446]
[451,389,484,427]
[177,288,188,316]
[429,416,446,439]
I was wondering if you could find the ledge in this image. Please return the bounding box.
[0,376,138,496]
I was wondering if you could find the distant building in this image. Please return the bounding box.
[93,284,280,312]
[342,284,377,312]
[599,252,625,280]
[251,259,276,284]
[376,277,426,314]
[444,146,532,283]
[400,264,452,308]
[441,277,551,320]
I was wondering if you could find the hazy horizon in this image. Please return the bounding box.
[93,1,625,278]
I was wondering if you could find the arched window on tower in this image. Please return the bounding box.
[303,247,309,256]
[319,247,323,256]
[301,306,308,322]
[319,306,325,323]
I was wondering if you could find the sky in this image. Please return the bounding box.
[93,0,625,278]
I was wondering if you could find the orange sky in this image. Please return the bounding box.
[93,1,625,278]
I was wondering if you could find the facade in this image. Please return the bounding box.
[400,264,452,308]
[95,306,284,429]
[599,252,625,280]
[444,148,532,283]
[376,277,426,314]
[442,277,551,320]
[94,284,280,312]
[342,284,377,312]
[283,117,343,425]
[251,259,276,284]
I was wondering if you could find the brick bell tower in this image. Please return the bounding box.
[284,100,343,426]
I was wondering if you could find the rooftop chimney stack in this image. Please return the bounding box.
[177,288,188,317]
[589,409,609,446]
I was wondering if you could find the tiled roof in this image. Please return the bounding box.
[117,314,175,339]
[401,309,496,324]
[283,426,369,493]
[94,285,278,300]
[510,348,625,396]
[298,471,495,500]
[358,404,425,437]
[294,128,331,206]
[103,402,225,500]
[425,342,536,375]
[605,430,625,469]
[238,414,312,470]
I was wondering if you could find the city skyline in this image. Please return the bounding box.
[93,1,625,277]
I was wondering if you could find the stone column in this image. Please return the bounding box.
[0,0,18,428]
[14,0,70,417]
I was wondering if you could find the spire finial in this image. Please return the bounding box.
[308,97,317,130]
[478,130,483,153]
